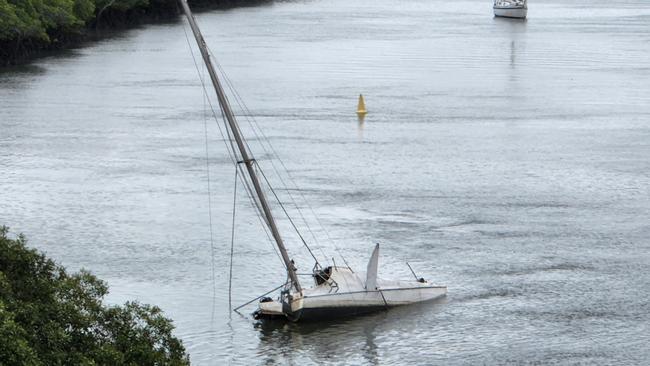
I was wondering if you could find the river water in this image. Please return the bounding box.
[2,0,649,364]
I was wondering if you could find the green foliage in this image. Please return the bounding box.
[0,0,96,41]
[0,226,190,366]
[0,298,41,366]
[1,0,249,64]
[0,0,154,42]
[35,0,83,30]
[0,0,48,40]
[74,0,96,23]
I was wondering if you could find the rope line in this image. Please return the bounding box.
[228,167,238,312]
[256,162,321,267]
[182,18,354,301]
[181,20,285,269]
[211,54,351,267]
[199,52,217,323]
[210,53,330,261]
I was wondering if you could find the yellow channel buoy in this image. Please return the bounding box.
[356,94,368,116]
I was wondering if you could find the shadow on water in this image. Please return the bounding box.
[0,63,47,76]
[492,14,528,25]
[254,297,447,363]
[0,64,47,88]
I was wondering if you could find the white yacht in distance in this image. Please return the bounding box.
[494,0,528,19]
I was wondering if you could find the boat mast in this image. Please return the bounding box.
[178,0,302,292]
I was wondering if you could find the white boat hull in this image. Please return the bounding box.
[255,266,447,321]
[494,6,527,19]
[297,286,447,320]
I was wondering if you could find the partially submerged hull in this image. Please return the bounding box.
[255,266,447,322]
[493,0,527,19]
[494,6,527,19]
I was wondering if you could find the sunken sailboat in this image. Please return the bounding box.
[178,0,447,322]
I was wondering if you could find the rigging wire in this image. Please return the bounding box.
[200,46,323,267]
[217,99,287,269]
[179,28,269,236]
[210,52,351,267]
[210,52,335,263]
[200,53,217,322]
[256,161,320,267]
[181,20,286,269]
[211,58,316,223]
[180,17,258,211]
[182,15,343,279]
[228,167,238,312]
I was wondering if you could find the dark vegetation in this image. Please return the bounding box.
[0,0,269,66]
[0,226,190,365]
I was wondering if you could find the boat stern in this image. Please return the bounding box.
[253,298,285,320]
[253,293,305,321]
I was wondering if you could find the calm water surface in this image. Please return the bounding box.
[1,0,649,364]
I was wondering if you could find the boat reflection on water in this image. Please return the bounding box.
[254,296,447,364]
[493,16,527,90]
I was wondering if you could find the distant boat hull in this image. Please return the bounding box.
[494,5,527,19]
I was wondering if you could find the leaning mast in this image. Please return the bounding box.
[178,0,302,292]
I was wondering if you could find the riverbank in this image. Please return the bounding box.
[0,0,270,67]
[0,226,190,364]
